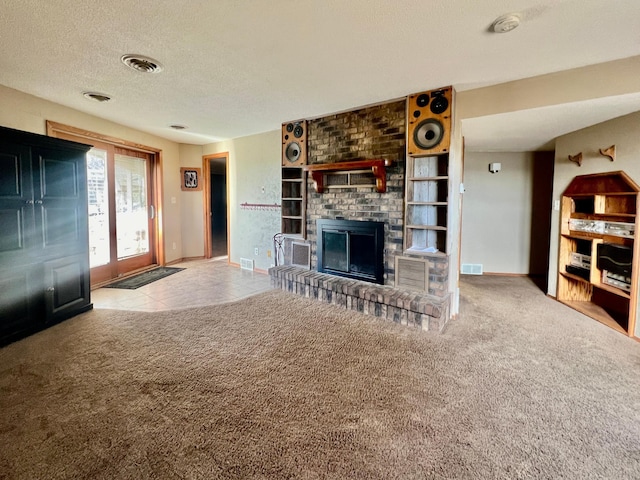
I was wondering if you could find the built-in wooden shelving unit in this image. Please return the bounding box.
[281,167,306,237]
[557,171,639,338]
[403,154,449,256]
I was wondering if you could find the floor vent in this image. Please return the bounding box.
[461,264,483,275]
[240,258,254,271]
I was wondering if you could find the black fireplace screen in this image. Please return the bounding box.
[317,219,385,284]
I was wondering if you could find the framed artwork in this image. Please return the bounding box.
[180,167,202,191]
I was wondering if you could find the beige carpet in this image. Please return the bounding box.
[1,276,640,479]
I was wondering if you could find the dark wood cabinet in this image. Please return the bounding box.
[0,126,92,345]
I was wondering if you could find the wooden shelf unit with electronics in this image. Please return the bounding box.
[557,171,639,338]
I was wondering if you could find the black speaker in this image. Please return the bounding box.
[407,86,452,156]
[282,120,307,166]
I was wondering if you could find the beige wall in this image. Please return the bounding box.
[178,144,205,258]
[461,152,536,274]
[0,85,185,264]
[203,130,281,271]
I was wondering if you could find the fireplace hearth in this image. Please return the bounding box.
[317,219,385,284]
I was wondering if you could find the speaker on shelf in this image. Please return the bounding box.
[281,120,307,166]
[407,86,452,156]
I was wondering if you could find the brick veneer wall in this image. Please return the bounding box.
[306,100,406,285]
[302,98,450,299]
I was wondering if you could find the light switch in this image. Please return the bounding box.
[554,200,560,211]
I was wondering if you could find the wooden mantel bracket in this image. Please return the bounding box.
[303,158,393,193]
[599,145,616,162]
[568,152,583,167]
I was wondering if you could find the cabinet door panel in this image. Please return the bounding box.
[0,145,34,263]
[32,149,88,257]
[41,205,81,247]
[39,156,79,199]
[44,254,91,323]
[0,266,40,341]
[0,209,24,252]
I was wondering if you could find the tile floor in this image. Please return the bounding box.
[91,258,272,312]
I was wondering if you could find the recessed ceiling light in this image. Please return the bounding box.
[121,54,163,73]
[170,124,188,130]
[491,13,521,33]
[83,92,112,103]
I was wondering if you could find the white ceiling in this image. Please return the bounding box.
[1,0,640,150]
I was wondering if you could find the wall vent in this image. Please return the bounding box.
[291,242,311,269]
[461,264,483,275]
[240,258,254,271]
[395,256,429,292]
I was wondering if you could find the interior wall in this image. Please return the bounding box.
[0,84,185,264]
[203,130,281,272]
[461,152,537,274]
[179,144,205,258]
[548,111,640,313]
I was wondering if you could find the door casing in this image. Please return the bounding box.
[202,152,230,260]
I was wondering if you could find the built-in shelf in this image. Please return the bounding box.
[281,167,306,237]
[557,170,639,339]
[303,158,392,193]
[404,155,449,255]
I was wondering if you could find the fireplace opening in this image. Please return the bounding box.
[317,219,385,284]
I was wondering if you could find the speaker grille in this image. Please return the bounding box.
[285,142,301,163]
[407,86,453,157]
[413,119,444,150]
[430,94,449,114]
[282,120,307,166]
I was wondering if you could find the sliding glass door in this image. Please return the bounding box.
[60,135,157,285]
[114,150,153,268]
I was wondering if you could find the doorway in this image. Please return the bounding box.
[203,153,229,259]
[47,122,162,286]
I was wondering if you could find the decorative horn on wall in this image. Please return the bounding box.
[599,145,615,162]
[568,152,583,167]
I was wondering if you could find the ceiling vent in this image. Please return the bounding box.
[83,92,112,103]
[491,13,521,33]
[121,54,163,73]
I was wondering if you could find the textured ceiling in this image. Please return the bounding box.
[1,0,639,149]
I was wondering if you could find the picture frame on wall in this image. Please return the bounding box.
[180,167,202,191]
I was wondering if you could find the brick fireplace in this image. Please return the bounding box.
[270,99,451,331]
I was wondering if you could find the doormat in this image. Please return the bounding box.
[103,267,185,290]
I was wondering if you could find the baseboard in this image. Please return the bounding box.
[228,261,268,275]
[165,258,184,266]
[482,272,529,276]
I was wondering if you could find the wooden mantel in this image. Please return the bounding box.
[303,158,392,193]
